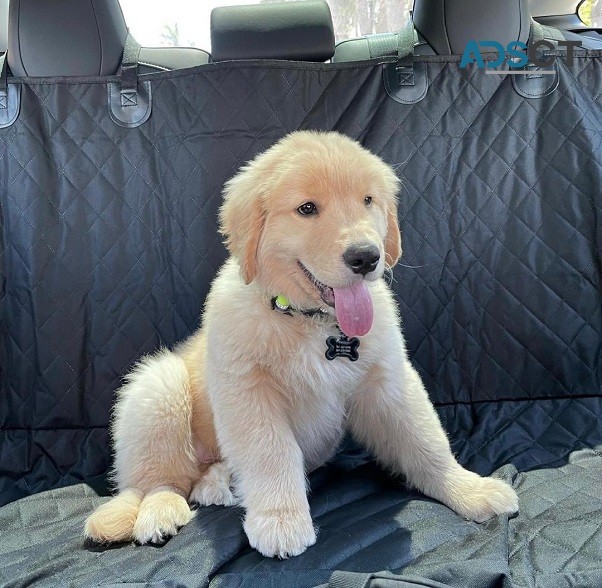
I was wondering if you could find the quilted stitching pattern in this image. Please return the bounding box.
[0,434,600,588]
[0,54,600,588]
[509,450,602,587]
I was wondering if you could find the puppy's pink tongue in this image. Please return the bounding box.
[333,282,374,338]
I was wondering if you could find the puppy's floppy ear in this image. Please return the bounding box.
[385,202,402,268]
[382,167,402,268]
[219,165,267,285]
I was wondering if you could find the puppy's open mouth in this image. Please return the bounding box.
[298,262,335,307]
[296,261,375,338]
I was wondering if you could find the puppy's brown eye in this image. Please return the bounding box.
[364,196,372,206]
[297,202,318,215]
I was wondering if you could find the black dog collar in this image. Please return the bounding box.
[270,295,360,361]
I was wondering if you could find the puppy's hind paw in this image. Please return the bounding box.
[83,489,143,544]
[189,462,238,507]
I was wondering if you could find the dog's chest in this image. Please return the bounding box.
[288,381,346,471]
[271,326,373,471]
[274,322,371,392]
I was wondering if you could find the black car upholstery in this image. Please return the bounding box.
[7,0,209,76]
[412,0,530,54]
[0,1,600,587]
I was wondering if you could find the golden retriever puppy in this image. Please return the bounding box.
[84,131,518,558]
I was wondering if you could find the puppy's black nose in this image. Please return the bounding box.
[343,244,380,276]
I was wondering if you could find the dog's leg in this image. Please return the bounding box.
[208,367,316,558]
[348,357,518,523]
[84,350,198,544]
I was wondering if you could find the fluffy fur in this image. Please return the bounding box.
[84,131,518,557]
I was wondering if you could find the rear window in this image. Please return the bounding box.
[119,0,413,51]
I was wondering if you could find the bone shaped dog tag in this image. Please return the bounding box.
[325,334,360,361]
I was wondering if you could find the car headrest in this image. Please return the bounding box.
[412,0,531,55]
[211,0,335,62]
[8,0,128,76]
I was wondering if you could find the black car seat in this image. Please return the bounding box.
[210,0,334,62]
[333,0,602,62]
[411,0,531,54]
[6,0,209,76]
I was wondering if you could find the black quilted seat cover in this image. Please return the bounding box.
[0,51,601,587]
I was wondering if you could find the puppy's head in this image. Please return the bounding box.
[219,131,401,337]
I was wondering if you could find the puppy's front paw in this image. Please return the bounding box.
[133,491,194,545]
[244,508,317,558]
[443,470,519,523]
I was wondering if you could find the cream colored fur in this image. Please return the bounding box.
[84,131,518,557]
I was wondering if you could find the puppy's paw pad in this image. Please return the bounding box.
[244,509,316,559]
[132,491,193,545]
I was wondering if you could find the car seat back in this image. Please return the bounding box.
[8,0,128,76]
[7,0,209,77]
[413,0,531,55]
